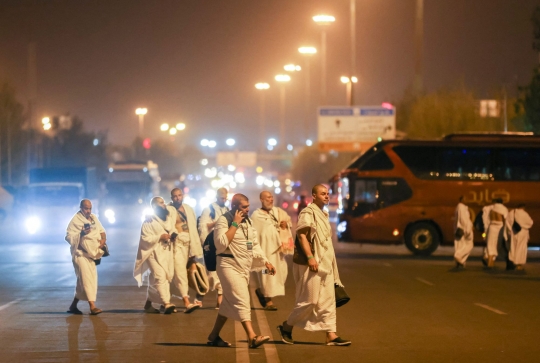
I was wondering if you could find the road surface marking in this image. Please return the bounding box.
[415,277,434,286]
[474,303,507,315]
[383,262,392,267]
[250,289,280,363]
[234,321,250,363]
[55,274,72,282]
[0,299,22,312]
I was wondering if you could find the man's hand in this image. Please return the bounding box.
[308,257,318,272]
[279,221,288,230]
[99,239,106,248]
[233,210,243,224]
[159,233,170,242]
[265,262,276,276]
[81,226,91,236]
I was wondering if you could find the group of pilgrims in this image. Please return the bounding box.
[64,184,352,348]
[453,197,534,270]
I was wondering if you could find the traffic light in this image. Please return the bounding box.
[142,138,151,149]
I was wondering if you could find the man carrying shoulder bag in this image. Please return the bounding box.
[277,184,351,347]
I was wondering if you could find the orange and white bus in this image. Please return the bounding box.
[331,133,540,255]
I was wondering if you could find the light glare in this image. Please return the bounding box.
[275,74,291,82]
[160,123,170,131]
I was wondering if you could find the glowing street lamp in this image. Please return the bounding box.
[226,138,236,146]
[340,76,358,106]
[298,46,317,55]
[284,64,301,72]
[176,123,186,131]
[169,128,177,135]
[255,82,270,152]
[41,117,50,125]
[200,139,209,147]
[268,138,277,146]
[135,108,148,137]
[255,82,270,90]
[160,123,170,131]
[313,14,335,104]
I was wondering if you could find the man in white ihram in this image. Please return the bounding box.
[251,191,291,310]
[482,198,508,268]
[134,197,177,314]
[207,194,276,349]
[453,196,473,269]
[277,185,351,346]
[198,187,229,308]
[507,204,534,271]
[169,187,204,313]
[66,199,107,315]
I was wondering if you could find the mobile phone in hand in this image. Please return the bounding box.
[84,223,91,229]
[170,232,178,240]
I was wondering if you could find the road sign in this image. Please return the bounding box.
[318,106,396,152]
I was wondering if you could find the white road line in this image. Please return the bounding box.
[474,303,507,315]
[234,321,250,363]
[0,299,22,312]
[383,262,392,267]
[250,289,280,363]
[415,277,434,286]
[55,274,72,282]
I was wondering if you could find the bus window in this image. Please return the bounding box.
[360,150,394,171]
[439,148,491,180]
[352,179,378,216]
[493,148,540,181]
[378,178,413,208]
[393,146,438,179]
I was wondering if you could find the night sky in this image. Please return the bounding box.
[1,0,539,149]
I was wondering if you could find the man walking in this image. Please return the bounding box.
[277,185,351,346]
[453,196,473,268]
[198,187,229,308]
[251,191,291,310]
[483,198,508,268]
[66,199,107,315]
[169,188,204,313]
[134,197,177,314]
[507,204,534,270]
[207,194,276,349]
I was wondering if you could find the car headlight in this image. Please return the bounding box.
[337,221,347,234]
[25,216,41,235]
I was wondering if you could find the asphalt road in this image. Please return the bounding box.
[1,219,539,363]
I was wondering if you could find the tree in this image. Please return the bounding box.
[516,67,540,134]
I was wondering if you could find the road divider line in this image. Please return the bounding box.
[474,303,507,315]
[234,321,250,363]
[415,277,434,286]
[0,299,22,312]
[55,274,72,282]
[250,289,280,363]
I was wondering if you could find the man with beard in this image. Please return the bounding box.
[65,199,107,315]
[169,188,204,313]
[277,185,351,346]
[134,197,177,314]
[198,187,229,308]
[207,194,276,349]
[251,191,291,310]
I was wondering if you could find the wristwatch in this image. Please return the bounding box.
[231,222,239,228]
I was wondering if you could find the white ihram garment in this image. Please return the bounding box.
[485,203,508,258]
[65,212,105,302]
[251,207,290,298]
[214,215,268,322]
[286,204,343,333]
[134,209,177,305]
[198,203,229,295]
[170,204,204,299]
[454,203,473,265]
[507,209,534,265]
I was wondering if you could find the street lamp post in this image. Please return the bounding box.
[340,76,358,106]
[135,108,148,138]
[275,74,291,149]
[313,15,335,105]
[255,82,270,153]
[298,46,317,141]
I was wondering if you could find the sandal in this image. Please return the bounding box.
[249,335,270,349]
[184,303,200,314]
[66,308,83,315]
[90,308,102,315]
[163,304,176,314]
[207,336,232,347]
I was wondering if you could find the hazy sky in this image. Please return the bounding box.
[1,0,539,149]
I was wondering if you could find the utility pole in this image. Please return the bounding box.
[414,0,424,95]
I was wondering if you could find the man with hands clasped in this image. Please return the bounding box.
[207,194,276,349]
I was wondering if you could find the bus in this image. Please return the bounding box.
[331,133,540,255]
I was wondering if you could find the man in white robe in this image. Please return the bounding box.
[483,198,508,268]
[453,196,473,268]
[198,187,229,308]
[66,199,107,315]
[134,197,177,314]
[207,194,276,349]
[251,191,291,310]
[507,204,534,270]
[277,185,351,346]
[168,188,204,313]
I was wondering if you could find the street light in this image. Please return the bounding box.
[284,64,301,72]
[226,138,236,146]
[160,123,170,131]
[268,138,277,146]
[41,117,50,125]
[298,46,317,141]
[169,128,177,135]
[340,76,358,106]
[135,108,148,138]
[208,140,217,148]
[200,139,209,147]
[313,14,335,104]
[255,82,270,152]
[176,123,186,131]
[275,75,291,148]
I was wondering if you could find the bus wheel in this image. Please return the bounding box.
[404,222,440,255]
